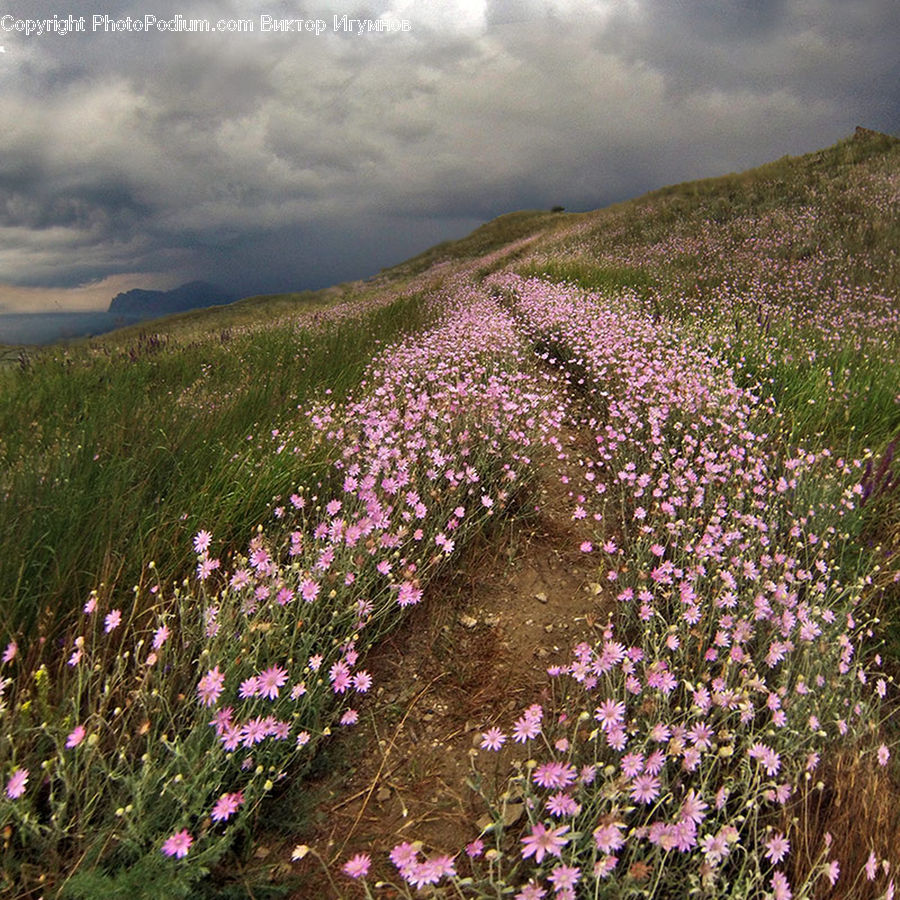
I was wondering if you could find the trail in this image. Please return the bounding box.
[288,421,608,895]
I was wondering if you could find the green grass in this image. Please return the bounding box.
[0,291,437,642]
[517,258,658,299]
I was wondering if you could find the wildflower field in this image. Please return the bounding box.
[1,130,898,899]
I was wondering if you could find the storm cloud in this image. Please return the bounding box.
[0,0,897,310]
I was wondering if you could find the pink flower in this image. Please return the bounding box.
[480,727,506,751]
[520,822,569,863]
[300,579,320,602]
[765,832,790,864]
[342,853,371,879]
[877,744,890,766]
[466,839,484,858]
[593,822,624,853]
[257,665,287,700]
[396,581,423,607]
[548,863,581,891]
[6,767,28,799]
[513,714,541,742]
[532,761,577,789]
[771,871,792,900]
[630,773,661,804]
[390,841,420,873]
[152,624,171,649]
[197,666,225,707]
[104,609,122,632]
[546,791,580,818]
[239,676,259,698]
[66,725,86,748]
[161,829,193,858]
[193,530,212,553]
[211,791,244,822]
[2,641,17,664]
[594,698,626,730]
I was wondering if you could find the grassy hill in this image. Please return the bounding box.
[0,128,897,899]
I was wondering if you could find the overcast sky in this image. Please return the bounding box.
[1,0,897,312]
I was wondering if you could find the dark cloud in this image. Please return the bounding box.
[0,0,897,309]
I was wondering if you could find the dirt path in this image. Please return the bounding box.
[285,432,612,896]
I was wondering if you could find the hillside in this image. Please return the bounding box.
[0,129,898,900]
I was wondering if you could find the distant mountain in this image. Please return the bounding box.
[108,281,237,318]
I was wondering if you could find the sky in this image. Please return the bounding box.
[0,0,897,313]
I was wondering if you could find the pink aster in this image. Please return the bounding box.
[771,870,792,900]
[390,841,420,873]
[256,664,287,700]
[342,852,371,879]
[66,725,86,748]
[679,789,708,825]
[532,761,577,789]
[152,624,171,649]
[329,661,352,694]
[513,714,542,743]
[211,791,244,822]
[480,727,506,751]
[2,641,17,664]
[593,822,625,853]
[353,670,373,692]
[546,791,580,818]
[239,676,259,698]
[300,579,320,602]
[877,744,890,766]
[396,581,423,607]
[548,863,581,891]
[6,767,28,799]
[104,609,122,633]
[594,698,626,730]
[466,839,484,858]
[193,530,212,554]
[630,773,661,804]
[765,832,790,865]
[865,851,878,881]
[520,822,570,863]
[197,665,225,707]
[161,829,193,858]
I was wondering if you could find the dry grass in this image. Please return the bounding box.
[789,745,900,898]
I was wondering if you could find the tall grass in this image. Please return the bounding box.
[0,292,437,642]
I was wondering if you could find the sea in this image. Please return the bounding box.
[0,312,142,346]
